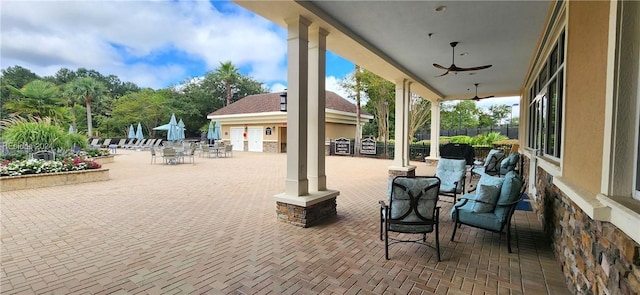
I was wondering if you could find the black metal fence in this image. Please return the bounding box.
[414,125,519,140]
[328,140,515,162]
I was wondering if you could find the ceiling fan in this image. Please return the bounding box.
[433,42,493,77]
[469,83,494,101]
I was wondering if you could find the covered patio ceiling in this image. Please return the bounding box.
[234,0,551,102]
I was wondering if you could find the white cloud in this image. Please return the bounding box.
[269,83,287,93]
[0,1,287,89]
[325,76,351,101]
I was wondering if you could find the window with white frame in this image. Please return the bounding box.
[528,30,565,159]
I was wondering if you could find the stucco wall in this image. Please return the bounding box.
[326,123,356,140]
[563,1,608,195]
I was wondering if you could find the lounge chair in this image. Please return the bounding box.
[152,139,163,149]
[122,139,135,149]
[89,139,101,149]
[116,139,127,148]
[100,139,112,148]
[142,139,156,150]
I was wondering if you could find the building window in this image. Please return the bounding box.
[528,30,565,159]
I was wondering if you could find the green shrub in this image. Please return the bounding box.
[449,136,472,144]
[0,117,87,151]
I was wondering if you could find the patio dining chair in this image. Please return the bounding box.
[184,144,197,164]
[223,144,233,157]
[150,147,157,164]
[162,147,177,164]
[379,176,442,261]
[435,157,467,203]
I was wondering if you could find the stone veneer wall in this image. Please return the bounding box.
[263,142,278,153]
[276,197,337,228]
[530,159,640,294]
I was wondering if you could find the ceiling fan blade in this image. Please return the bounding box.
[455,64,493,72]
[436,71,450,77]
[433,63,450,70]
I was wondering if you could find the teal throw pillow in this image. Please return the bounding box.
[471,184,501,213]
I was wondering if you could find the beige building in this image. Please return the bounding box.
[207,91,372,153]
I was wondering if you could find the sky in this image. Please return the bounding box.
[0,0,518,116]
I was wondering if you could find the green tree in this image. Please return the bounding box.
[111,88,175,138]
[214,61,240,107]
[441,101,481,129]
[176,70,267,137]
[4,80,70,123]
[409,94,431,141]
[489,104,511,125]
[1,66,40,120]
[64,77,107,137]
[344,68,395,141]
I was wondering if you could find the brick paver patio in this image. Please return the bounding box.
[1,149,570,294]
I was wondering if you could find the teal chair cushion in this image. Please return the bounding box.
[471,184,501,213]
[450,193,503,231]
[494,172,524,222]
[436,158,466,193]
[500,153,520,175]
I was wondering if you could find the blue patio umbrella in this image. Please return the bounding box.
[206,121,215,144]
[177,119,186,141]
[135,122,144,140]
[213,120,222,140]
[128,124,135,139]
[166,113,180,141]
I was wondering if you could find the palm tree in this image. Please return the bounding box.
[5,80,70,123]
[214,61,240,106]
[65,77,107,137]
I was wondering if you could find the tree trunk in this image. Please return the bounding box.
[85,97,93,137]
[226,80,231,106]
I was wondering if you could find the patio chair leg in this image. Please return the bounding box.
[380,210,384,241]
[435,224,441,262]
[451,219,458,241]
[384,226,390,260]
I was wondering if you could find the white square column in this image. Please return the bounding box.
[427,102,441,162]
[274,19,338,228]
[389,79,415,174]
[284,16,310,197]
[308,28,329,192]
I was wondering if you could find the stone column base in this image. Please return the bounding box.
[388,165,417,177]
[276,197,337,228]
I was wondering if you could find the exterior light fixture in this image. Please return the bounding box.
[279,89,287,112]
[434,5,447,12]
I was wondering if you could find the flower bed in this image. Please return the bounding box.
[90,155,115,165]
[1,157,102,177]
[0,168,109,192]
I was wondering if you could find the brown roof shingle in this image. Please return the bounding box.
[208,91,370,116]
